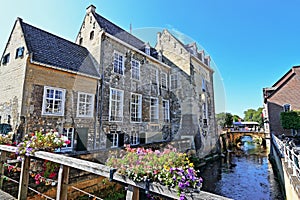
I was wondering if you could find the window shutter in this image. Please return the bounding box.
[118,133,124,147]
[106,134,113,148]
[140,132,146,144]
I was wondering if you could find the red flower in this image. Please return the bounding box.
[49,172,57,179]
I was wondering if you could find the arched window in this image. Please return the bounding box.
[90,31,94,40]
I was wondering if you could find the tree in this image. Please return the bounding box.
[233,115,241,122]
[244,107,263,126]
[280,111,300,130]
[216,112,233,128]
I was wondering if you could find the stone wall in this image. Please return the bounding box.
[0,19,27,128]
[22,62,98,151]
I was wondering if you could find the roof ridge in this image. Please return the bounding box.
[21,20,89,52]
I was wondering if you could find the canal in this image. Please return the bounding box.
[200,136,284,200]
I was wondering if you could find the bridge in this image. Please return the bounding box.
[222,129,269,147]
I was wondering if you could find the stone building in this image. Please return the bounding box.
[263,66,300,136]
[0,5,218,157]
[0,18,100,151]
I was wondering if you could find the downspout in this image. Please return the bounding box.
[98,31,105,148]
[94,80,100,149]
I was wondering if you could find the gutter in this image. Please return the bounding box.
[29,56,101,80]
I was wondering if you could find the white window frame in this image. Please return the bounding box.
[130,93,142,123]
[111,132,119,148]
[283,104,291,112]
[151,68,158,85]
[170,73,178,90]
[113,51,124,75]
[77,92,94,117]
[130,130,140,145]
[161,72,167,89]
[15,47,24,58]
[61,128,74,151]
[42,86,66,116]
[109,88,124,122]
[163,99,170,122]
[131,59,140,80]
[145,46,150,55]
[150,97,159,122]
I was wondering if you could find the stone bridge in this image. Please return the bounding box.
[223,130,269,147]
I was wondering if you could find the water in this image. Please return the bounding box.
[200,136,284,200]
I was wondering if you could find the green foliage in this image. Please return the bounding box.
[106,145,202,198]
[216,112,233,128]
[233,115,241,122]
[244,107,263,126]
[280,111,300,130]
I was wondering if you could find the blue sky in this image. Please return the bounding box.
[1,0,300,117]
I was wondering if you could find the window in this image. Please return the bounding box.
[170,74,178,90]
[150,97,159,122]
[61,128,74,151]
[79,38,83,45]
[130,130,139,145]
[203,102,208,126]
[15,47,24,58]
[161,72,167,89]
[202,78,206,92]
[131,93,142,122]
[283,104,291,112]
[109,88,124,122]
[131,59,140,80]
[113,52,124,75]
[151,68,158,84]
[145,46,150,55]
[2,53,10,65]
[111,131,119,148]
[90,31,94,40]
[42,86,66,116]
[77,92,94,117]
[163,100,170,122]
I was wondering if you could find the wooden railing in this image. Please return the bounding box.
[0,145,231,200]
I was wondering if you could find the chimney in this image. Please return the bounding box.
[86,5,96,14]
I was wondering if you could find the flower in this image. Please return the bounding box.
[106,145,203,199]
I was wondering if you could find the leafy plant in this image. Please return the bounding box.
[106,145,203,199]
[280,111,300,130]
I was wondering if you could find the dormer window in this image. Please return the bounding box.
[15,47,24,58]
[2,53,10,65]
[90,31,94,40]
[145,46,150,55]
[283,104,291,112]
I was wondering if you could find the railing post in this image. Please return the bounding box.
[0,151,7,189]
[292,149,297,176]
[56,164,70,200]
[18,156,30,200]
[126,185,139,200]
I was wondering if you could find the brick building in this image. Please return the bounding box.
[0,5,218,157]
[263,66,300,136]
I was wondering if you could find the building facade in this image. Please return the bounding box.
[263,66,300,136]
[0,5,218,157]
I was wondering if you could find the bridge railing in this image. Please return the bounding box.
[0,145,231,200]
[272,135,300,180]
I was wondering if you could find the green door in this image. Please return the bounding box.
[76,128,88,151]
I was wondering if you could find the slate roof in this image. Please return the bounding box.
[93,12,146,51]
[20,20,100,78]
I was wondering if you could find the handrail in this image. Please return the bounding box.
[272,135,300,180]
[0,145,231,200]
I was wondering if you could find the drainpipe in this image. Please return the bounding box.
[98,31,105,149]
[93,80,100,149]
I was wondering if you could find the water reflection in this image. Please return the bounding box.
[200,136,284,200]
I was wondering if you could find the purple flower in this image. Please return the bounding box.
[180,193,185,200]
[178,181,185,189]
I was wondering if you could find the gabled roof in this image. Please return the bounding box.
[92,12,145,50]
[20,19,100,78]
[264,66,300,100]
